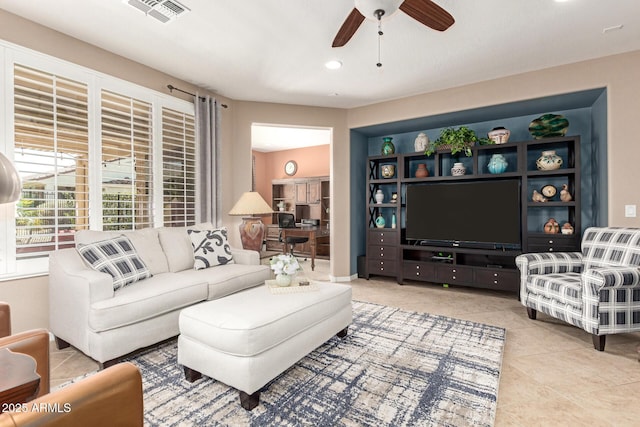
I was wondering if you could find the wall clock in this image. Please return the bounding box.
[285,160,297,176]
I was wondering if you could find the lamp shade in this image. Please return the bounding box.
[228,192,273,216]
[0,152,21,204]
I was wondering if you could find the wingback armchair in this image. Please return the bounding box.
[516,227,640,351]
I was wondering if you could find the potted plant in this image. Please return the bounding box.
[425,126,491,157]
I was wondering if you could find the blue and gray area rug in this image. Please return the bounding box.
[125,301,505,426]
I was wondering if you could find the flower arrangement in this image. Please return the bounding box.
[270,254,301,277]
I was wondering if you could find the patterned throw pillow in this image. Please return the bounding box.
[188,228,235,270]
[77,235,152,291]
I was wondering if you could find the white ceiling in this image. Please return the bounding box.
[0,0,639,110]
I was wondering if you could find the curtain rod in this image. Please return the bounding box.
[167,84,228,108]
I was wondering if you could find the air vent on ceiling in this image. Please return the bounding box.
[124,0,189,23]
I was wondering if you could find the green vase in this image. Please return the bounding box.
[381,137,395,155]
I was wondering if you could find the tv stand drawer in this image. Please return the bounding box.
[402,261,436,281]
[474,268,519,290]
[368,259,397,276]
[368,245,398,260]
[435,264,473,283]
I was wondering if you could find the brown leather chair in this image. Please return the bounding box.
[0,362,143,427]
[0,302,50,398]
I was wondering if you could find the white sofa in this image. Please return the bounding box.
[48,224,271,368]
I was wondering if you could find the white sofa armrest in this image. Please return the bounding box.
[50,248,114,303]
[230,247,260,266]
[48,248,115,355]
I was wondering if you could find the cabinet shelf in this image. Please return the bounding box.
[527,168,576,177]
[527,201,576,207]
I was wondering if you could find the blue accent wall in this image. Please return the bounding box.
[348,88,608,275]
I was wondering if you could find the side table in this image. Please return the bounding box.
[0,348,40,406]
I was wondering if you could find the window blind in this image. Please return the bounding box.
[13,64,90,255]
[161,107,196,227]
[101,90,153,230]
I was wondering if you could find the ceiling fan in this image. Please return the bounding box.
[332,0,455,48]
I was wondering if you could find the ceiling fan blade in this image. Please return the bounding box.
[332,8,365,47]
[399,0,455,32]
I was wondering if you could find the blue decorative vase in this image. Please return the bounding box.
[381,137,395,156]
[375,214,386,228]
[487,154,508,174]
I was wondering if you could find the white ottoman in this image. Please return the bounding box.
[177,281,352,410]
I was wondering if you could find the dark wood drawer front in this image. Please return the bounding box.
[368,230,397,245]
[435,265,473,283]
[367,245,397,260]
[474,269,519,290]
[368,260,397,276]
[402,261,436,281]
[527,236,579,253]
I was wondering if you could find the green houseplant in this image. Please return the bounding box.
[425,126,491,157]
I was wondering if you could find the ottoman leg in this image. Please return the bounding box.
[337,326,349,338]
[183,366,202,382]
[239,390,260,411]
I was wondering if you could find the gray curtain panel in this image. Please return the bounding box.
[195,95,221,226]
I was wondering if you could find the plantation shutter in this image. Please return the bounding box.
[161,107,196,227]
[13,64,90,256]
[101,90,153,230]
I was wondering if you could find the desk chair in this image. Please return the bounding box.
[278,213,308,257]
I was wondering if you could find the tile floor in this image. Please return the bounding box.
[50,259,640,426]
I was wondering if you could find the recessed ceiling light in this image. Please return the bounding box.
[325,60,343,70]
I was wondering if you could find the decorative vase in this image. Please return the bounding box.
[414,132,429,152]
[536,150,563,171]
[561,222,574,235]
[415,163,429,178]
[375,189,384,204]
[543,218,560,234]
[391,213,396,229]
[381,137,395,155]
[275,273,292,287]
[487,154,508,174]
[529,113,569,139]
[451,162,466,176]
[375,214,386,228]
[487,127,511,144]
[380,164,395,178]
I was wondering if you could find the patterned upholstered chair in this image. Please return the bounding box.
[516,227,640,351]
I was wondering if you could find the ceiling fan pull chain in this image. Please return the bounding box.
[375,9,385,68]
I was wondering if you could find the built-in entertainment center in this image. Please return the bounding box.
[365,135,581,293]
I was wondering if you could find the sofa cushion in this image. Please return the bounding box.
[158,223,214,272]
[75,228,169,275]
[77,236,152,291]
[177,263,271,300]
[88,272,208,332]
[188,228,234,270]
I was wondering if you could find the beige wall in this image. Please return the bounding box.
[230,101,348,278]
[347,50,640,227]
[1,7,639,332]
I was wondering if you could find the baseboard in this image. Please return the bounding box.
[329,274,357,282]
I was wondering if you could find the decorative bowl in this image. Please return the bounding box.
[529,114,569,139]
[380,164,395,179]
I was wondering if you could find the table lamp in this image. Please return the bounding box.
[228,192,273,252]
[0,152,21,204]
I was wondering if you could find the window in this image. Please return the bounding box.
[162,107,196,227]
[0,42,196,278]
[13,64,89,256]
[101,90,153,230]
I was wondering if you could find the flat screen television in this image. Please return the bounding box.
[406,179,521,250]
